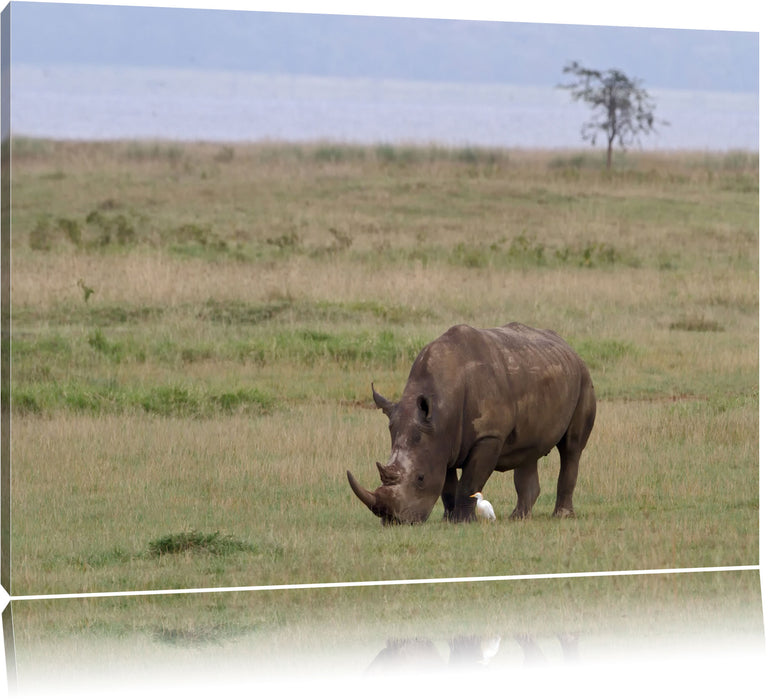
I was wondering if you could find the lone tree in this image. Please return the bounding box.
[559,60,664,168]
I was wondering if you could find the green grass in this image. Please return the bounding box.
[147,531,258,557]
[8,140,758,603]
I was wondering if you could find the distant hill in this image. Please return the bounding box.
[10,3,759,92]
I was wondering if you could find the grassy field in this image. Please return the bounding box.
[8,140,758,599]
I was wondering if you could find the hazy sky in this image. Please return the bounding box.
[9,1,759,93]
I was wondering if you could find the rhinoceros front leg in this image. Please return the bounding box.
[452,437,503,522]
[441,468,458,521]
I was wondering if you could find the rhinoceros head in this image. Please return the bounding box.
[347,383,446,524]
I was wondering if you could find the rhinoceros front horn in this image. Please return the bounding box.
[347,470,379,513]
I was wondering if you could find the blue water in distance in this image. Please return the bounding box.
[11,64,759,150]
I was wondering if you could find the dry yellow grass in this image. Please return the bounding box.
[11,390,758,595]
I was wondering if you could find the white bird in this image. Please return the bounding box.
[470,492,496,520]
[479,636,502,665]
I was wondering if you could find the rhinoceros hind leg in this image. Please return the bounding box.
[553,375,595,517]
[553,442,580,517]
[510,460,540,519]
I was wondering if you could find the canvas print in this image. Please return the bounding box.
[0,0,762,694]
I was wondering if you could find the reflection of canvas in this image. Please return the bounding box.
[5,571,765,695]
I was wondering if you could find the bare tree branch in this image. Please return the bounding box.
[558,61,668,168]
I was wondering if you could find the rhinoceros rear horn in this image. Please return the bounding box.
[376,461,400,485]
[371,382,396,417]
[347,470,379,514]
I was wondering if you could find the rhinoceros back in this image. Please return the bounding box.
[420,323,592,460]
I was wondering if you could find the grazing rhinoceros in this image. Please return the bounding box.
[346,322,596,524]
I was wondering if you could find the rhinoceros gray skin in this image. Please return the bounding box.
[346,322,596,524]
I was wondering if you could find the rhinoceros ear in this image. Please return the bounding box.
[372,383,395,417]
[416,394,432,423]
